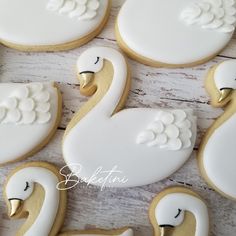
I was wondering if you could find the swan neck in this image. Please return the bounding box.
[24,170,60,236]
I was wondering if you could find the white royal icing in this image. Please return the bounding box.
[5,166,60,236]
[155,193,209,236]
[62,47,197,188]
[0,0,109,46]
[181,0,236,33]
[203,60,236,198]
[47,0,101,20]
[117,0,235,65]
[0,82,60,165]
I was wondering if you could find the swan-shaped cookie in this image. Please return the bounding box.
[0,0,110,51]
[0,82,61,165]
[149,187,209,236]
[198,59,236,200]
[62,47,197,188]
[4,162,134,236]
[116,0,236,67]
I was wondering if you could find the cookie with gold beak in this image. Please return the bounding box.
[198,59,236,200]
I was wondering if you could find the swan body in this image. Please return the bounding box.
[199,59,236,199]
[0,0,110,51]
[116,0,236,67]
[0,82,61,165]
[150,187,209,236]
[62,47,197,188]
[4,162,134,236]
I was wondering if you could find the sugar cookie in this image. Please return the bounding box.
[0,0,111,51]
[0,82,62,165]
[62,47,197,188]
[116,0,236,67]
[198,59,236,200]
[4,162,134,236]
[4,162,67,236]
[149,187,209,236]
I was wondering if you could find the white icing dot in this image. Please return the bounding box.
[0,107,6,121]
[165,124,180,139]
[19,98,35,112]
[47,0,64,11]
[69,4,86,17]
[181,4,202,21]
[36,103,51,113]
[87,0,100,10]
[33,91,50,103]
[160,111,174,125]
[148,121,164,134]
[12,86,29,99]
[3,97,18,110]
[173,110,187,123]
[29,83,44,94]
[37,112,52,124]
[180,134,192,149]
[59,0,76,14]
[176,119,191,129]
[21,111,36,124]
[6,109,21,123]
[167,138,183,151]
[181,128,193,138]
[79,9,96,20]
[136,130,155,144]
[148,133,168,147]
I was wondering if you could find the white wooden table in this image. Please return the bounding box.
[0,1,236,235]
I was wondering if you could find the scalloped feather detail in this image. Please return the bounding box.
[181,0,236,33]
[47,0,100,20]
[136,110,195,151]
[0,83,52,125]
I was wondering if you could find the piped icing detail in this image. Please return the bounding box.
[181,0,236,33]
[47,0,101,20]
[0,83,52,125]
[136,110,193,151]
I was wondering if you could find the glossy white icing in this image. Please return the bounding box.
[0,0,109,46]
[117,0,235,65]
[0,82,60,165]
[203,60,236,198]
[47,0,101,20]
[155,193,209,236]
[63,47,197,188]
[5,166,60,236]
[137,110,193,150]
[181,0,236,33]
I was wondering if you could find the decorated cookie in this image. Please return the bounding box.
[62,47,197,188]
[149,187,209,236]
[4,162,67,236]
[116,0,236,67]
[198,59,236,200]
[4,162,134,236]
[0,82,62,165]
[0,0,110,51]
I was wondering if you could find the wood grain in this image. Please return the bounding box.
[0,0,236,235]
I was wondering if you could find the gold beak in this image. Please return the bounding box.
[9,199,23,217]
[160,226,174,236]
[78,72,94,89]
[218,88,233,103]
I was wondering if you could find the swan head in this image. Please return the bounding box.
[155,196,185,236]
[5,168,34,218]
[211,60,236,106]
[77,47,105,96]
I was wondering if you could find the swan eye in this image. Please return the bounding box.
[174,209,182,218]
[94,57,100,65]
[24,182,30,191]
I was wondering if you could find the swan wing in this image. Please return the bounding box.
[0,83,53,125]
[137,109,196,151]
[181,0,236,33]
[47,0,101,20]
